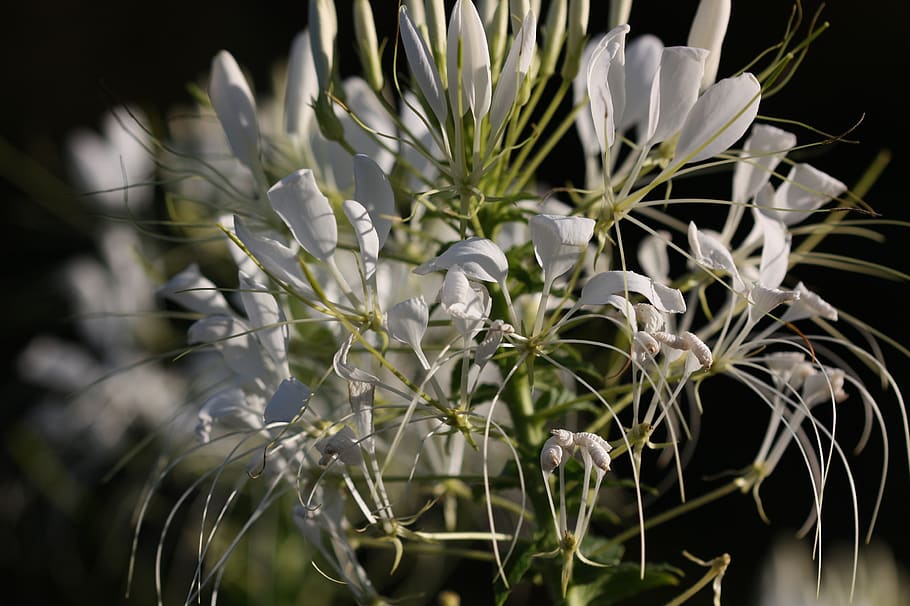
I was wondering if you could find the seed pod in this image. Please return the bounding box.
[651,330,688,349]
[574,431,612,453]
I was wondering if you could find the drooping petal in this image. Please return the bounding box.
[688,221,744,292]
[732,124,797,203]
[687,0,731,90]
[342,199,379,281]
[399,6,448,126]
[197,388,248,442]
[264,377,312,425]
[387,296,430,367]
[268,169,337,261]
[489,8,537,136]
[209,50,260,172]
[529,214,595,281]
[159,264,233,316]
[440,267,491,338]
[676,72,760,164]
[414,237,509,285]
[334,334,383,384]
[238,272,289,377]
[348,380,376,454]
[447,0,492,120]
[353,154,396,249]
[284,30,319,137]
[580,270,686,313]
[646,46,708,145]
[767,163,847,225]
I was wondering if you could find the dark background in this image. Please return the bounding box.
[2,1,908,604]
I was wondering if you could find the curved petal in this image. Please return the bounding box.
[732,124,797,203]
[688,221,744,292]
[586,25,630,152]
[387,296,430,367]
[529,214,595,281]
[618,34,663,133]
[238,272,289,377]
[284,30,318,137]
[580,270,686,313]
[676,72,760,164]
[234,215,313,298]
[447,0,492,120]
[414,237,508,284]
[646,46,708,145]
[769,163,847,225]
[399,6,448,126]
[353,154,396,249]
[159,263,232,316]
[264,377,312,424]
[268,169,337,261]
[489,8,537,136]
[342,199,379,281]
[209,50,260,172]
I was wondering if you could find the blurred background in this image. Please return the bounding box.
[2,1,908,604]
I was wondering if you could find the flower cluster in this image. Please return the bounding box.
[52,1,908,604]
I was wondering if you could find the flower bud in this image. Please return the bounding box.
[539,0,566,77]
[426,0,448,86]
[562,0,590,80]
[541,437,564,474]
[609,0,633,28]
[687,0,731,90]
[309,0,338,93]
[354,0,384,92]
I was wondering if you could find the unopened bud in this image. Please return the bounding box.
[539,0,566,77]
[687,0,731,90]
[608,0,633,28]
[309,0,338,93]
[354,0,384,92]
[562,0,590,80]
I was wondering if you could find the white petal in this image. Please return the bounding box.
[574,38,601,157]
[440,267,491,338]
[688,221,744,292]
[748,284,799,325]
[234,216,314,298]
[284,30,318,136]
[414,237,509,284]
[268,169,337,261]
[529,214,595,281]
[399,6,448,126]
[353,154,396,249]
[617,34,663,133]
[159,264,232,316]
[342,199,379,281]
[637,231,671,284]
[780,282,838,323]
[732,124,796,203]
[753,196,791,290]
[770,163,847,225]
[489,9,536,135]
[209,50,260,172]
[447,0,492,120]
[676,72,760,164]
[188,315,266,381]
[334,333,383,384]
[387,296,430,367]
[348,380,376,454]
[238,272,289,377]
[580,270,686,313]
[586,25,630,151]
[646,46,708,144]
[264,377,312,424]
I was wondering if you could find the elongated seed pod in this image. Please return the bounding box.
[651,330,688,349]
[573,431,612,452]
